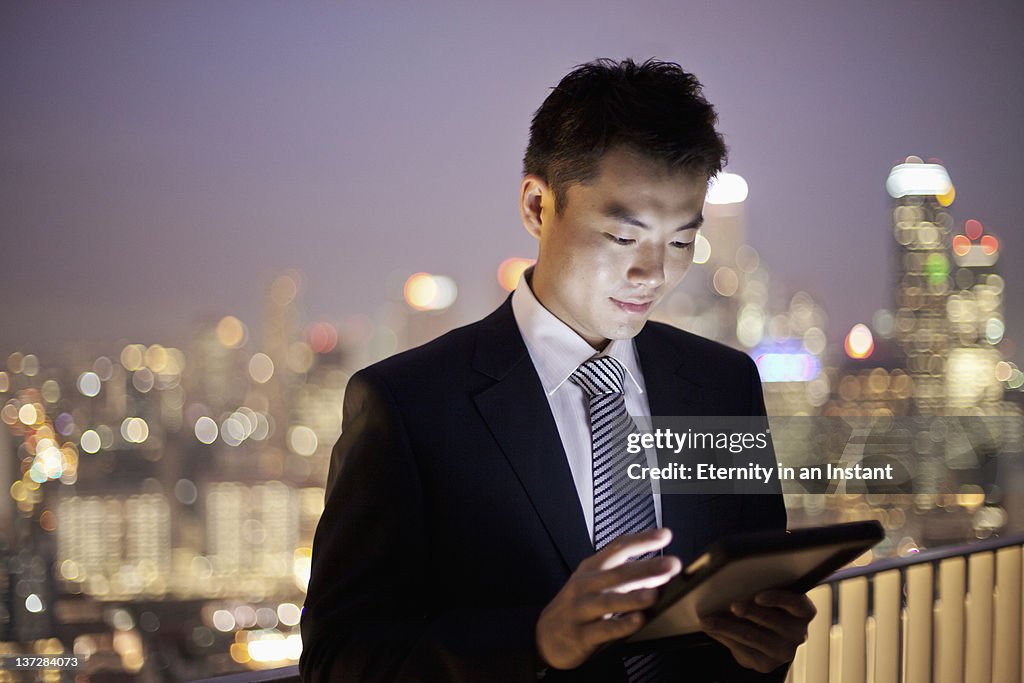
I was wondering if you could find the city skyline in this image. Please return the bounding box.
[2,2,1023,362]
[2,5,1024,676]
[3,154,1021,677]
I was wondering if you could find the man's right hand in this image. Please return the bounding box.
[535,527,681,670]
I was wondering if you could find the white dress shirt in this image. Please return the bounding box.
[511,269,662,543]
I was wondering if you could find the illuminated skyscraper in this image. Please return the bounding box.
[205,481,299,595]
[886,157,956,414]
[945,219,1006,411]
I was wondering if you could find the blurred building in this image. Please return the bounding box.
[945,218,1006,411]
[2,165,1023,679]
[886,157,957,415]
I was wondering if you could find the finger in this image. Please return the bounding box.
[728,603,808,645]
[587,528,673,571]
[753,590,817,619]
[705,631,787,674]
[582,555,681,594]
[578,611,645,648]
[701,614,795,661]
[577,587,658,621]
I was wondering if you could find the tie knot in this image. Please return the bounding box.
[569,356,627,396]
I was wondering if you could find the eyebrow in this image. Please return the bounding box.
[601,203,704,231]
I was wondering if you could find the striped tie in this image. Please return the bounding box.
[570,356,662,682]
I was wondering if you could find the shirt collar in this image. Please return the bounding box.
[511,267,645,397]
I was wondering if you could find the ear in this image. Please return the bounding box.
[519,175,550,240]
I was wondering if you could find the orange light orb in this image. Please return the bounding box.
[845,324,874,360]
[404,273,438,311]
[497,258,535,292]
[952,234,971,257]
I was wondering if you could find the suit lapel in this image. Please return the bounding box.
[472,298,594,573]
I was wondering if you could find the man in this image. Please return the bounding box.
[300,58,815,682]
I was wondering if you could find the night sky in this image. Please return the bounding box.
[2,2,1022,363]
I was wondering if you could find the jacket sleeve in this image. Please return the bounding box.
[298,368,544,682]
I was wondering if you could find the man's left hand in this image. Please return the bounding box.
[699,589,816,674]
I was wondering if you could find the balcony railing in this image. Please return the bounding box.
[195,533,1024,683]
[787,531,1024,683]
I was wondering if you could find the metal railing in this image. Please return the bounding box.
[787,532,1024,683]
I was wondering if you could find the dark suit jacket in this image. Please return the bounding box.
[299,298,789,682]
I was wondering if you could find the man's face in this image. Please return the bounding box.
[521,145,707,349]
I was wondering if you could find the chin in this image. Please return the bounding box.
[604,323,645,341]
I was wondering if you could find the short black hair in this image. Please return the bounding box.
[523,58,727,214]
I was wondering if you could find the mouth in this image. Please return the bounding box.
[610,298,654,314]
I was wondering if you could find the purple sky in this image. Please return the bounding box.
[2,2,1023,363]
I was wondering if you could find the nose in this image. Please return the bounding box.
[627,244,666,290]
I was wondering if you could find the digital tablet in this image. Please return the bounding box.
[627,520,884,642]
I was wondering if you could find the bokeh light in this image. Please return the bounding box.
[25,594,44,613]
[308,323,339,354]
[132,368,155,393]
[885,161,952,198]
[712,267,739,297]
[77,372,101,397]
[404,273,458,311]
[277,603,301,627]
[995,361,1013,382]
[845,323,874,359]
[92,356,114,380]
[802,327,827,355]
[41,379,60,403]
[7,352,23,373]
[270,272,299,306]
[121,417,150,444]
[986,318,1005,344]
[174,478,198,505]
[194,416,218,444]
[403,273,435,309]
[964,219,983,240]
[120,344,145,371]
[705,171,748,204]
[287,425,318,456]
[692,234,711,265]
[249,353,275,383]
[925,253,949,285]
[80,430,101,454]
[216,316,248,349]
[22,354,39,376]
[497,258,535,292]
[19,403,39,426]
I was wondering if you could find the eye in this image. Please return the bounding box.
[604,233,635,246]
[670,241,694,250]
